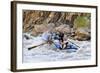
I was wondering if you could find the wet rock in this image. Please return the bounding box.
[74,28,90,41]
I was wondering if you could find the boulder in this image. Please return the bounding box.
[74,28,90,41]
[31,23,55,36]
[55,24,71,34]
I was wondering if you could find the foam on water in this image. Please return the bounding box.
[22,33,91,63]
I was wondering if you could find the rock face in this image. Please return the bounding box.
[23,10,91,41]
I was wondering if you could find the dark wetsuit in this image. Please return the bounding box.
[59,32,64,42]
[58,32,64,50]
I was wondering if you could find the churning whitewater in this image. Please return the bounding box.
[22,33,91,63]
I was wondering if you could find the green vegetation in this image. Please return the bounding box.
[74,16,89,28]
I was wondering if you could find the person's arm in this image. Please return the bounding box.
[47,33,53,44]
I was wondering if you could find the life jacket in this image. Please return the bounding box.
[41,32,52,41]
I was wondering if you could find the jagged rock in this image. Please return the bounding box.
[23,10,91,41]
[23,11,80,32]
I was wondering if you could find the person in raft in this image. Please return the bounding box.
[52,31,69,50]
[40,23,67,50]
[41,31,64,50]
[41,30,53,44]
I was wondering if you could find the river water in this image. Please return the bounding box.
[22,33,91,63]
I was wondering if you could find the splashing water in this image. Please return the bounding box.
[22,33,91,63]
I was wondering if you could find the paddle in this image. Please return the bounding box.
[28,40,53,50]
[67,39,80,48]
[28,42,47,50]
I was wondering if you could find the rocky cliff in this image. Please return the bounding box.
[23,10,91,41]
